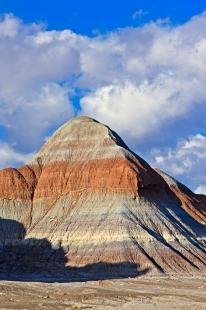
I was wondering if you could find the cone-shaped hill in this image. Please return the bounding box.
[0,116,206,275]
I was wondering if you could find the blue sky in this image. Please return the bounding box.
[1,0,205,115]
[1,0,206,34]
[0,1,206,194]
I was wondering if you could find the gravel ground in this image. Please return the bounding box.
[0,275,206,309]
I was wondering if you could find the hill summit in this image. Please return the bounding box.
[0,116,206,276]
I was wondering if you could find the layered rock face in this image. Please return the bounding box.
[0,116,206,275]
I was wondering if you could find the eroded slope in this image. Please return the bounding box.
[0,116,205,274]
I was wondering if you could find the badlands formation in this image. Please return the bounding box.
[0,116,206,277]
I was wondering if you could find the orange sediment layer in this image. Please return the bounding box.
[0,158,139,200]
[34,157,139,199]
[0,165,40,200]
[170,186,206,223]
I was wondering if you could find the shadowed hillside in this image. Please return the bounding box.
[0,218,149,282]
[0,217,26,245]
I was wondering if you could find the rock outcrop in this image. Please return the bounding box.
[0,116,206,275]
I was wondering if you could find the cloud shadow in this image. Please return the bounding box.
[0,218,149,282]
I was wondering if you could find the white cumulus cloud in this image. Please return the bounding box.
[195,185,206,195]
[0,83,74,151]
[151,134,206,190]
[80,13,206,144]
[0,142,33,168]
[132,9,148,20]
[0,12,206,175]
[0,14,77,152]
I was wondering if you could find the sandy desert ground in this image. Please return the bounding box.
[0,275,205,309]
